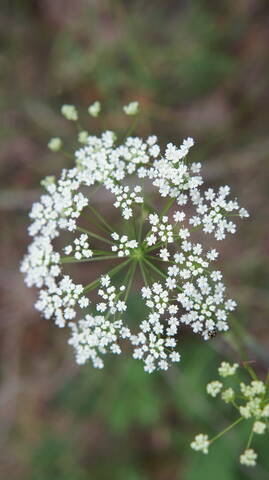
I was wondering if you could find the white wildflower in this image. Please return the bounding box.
[48,137,62,151]
[61,104,78,121]
[123,101,139,115]
[21,104,248,372]
[253,421,266,435]
[240,448,257,467]
[221,388,234,403]
[191,434,209,454]
[206,381,223,397]
[78,131,89,144]
[88,101,101,117]
[218,362,239,377]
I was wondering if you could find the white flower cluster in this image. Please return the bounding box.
[240,449,257,467]
[218,361,239,377]
[111,185,143,219]
[61,104,78,121]
[22,110,249,373]
[96,275,127,314]
[190,434,209,454]
[150,138,202,202]
[206,380,223,397]
[64,234,93,259]
[191,362,269,467]
[190,186,249,240]
[123,101,139,116]
[48,137,62,152]
[68,315,122,368]
[131,282,181,373]
[111,233,138,257]
[88,101,101,117]
[239,380,268,420]
[35,275,89,327]
[172,242,236,339]
[146,214,174,246]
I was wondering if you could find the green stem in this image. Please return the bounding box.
[124,114,139,139]
[124,261,137,301]
[60,149,73,160]
[160,197,175,216]
[61,255,119,264]
[143,257,167,280]
[209,417,244,444]
[89,205,114,233]
[246,424,255,449]
[242,361,258,381]
[139,260,149,287]
[227,315,261,377]
[132,214,138,240]
[77,226,113,245]
[92,250,115,255]
[83,258,131,293]
[89,183,102,198]
[146,241,163,253]
[138,205,144,242]
[230,315,269,367]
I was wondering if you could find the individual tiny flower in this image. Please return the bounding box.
[48,137,62,151]
[191,434,209,454]
[253,421,266,435]
[206,249,219,261]
[123,101,139,115]
[40,175,55,188]
[240,448,257,467]
[221,387,235,403]
[160,248,170,261]
[206,380,223,397]
[218,361,239,377]
[173,211,185,222]
[61,104,78,121]
[239,208,249,218]
[88,101,101,117]
[78,131,89,144]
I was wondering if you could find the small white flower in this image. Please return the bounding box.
[191,434,209,454]
[207,249,219,261]
[160,248,170,262]
[218,362,239,377]
[240,448,257,467]
[253,421,266,435]
[173,211,185,222]
[206,381,223,397]
[240,381,266,398]
[61,104,78,121]
[78,131,89,144]
[221,388,234,403]
[123,101,139,115]
[88,101,101,117]
[48,137,62,151]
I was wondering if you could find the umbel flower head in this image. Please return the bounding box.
[21,102,249,373]
[191,361,269,468]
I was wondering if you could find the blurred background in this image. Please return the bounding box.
[1,0,269,479]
